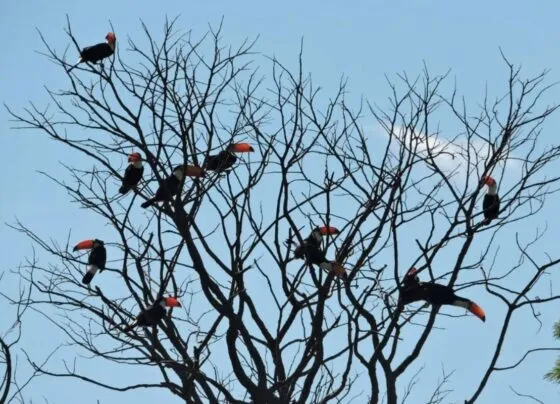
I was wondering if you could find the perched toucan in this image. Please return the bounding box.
[286,226,346,277]
[399,267,486,322]
[119,152,144,194]
[73,239,106,284]
[68,32,116,72]
[117,296,182,332]
[481,175,500,224]
[141,165,204,209]
[289,226,339,265]
[203,143,255,173]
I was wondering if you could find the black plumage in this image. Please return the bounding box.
[481,176,500,224]
[120,296,181,332]
[399,268,486,322]
[119,153,144,194]
[141,166,184,209]
[482,194,500,223]
[73,239,106,285]
[203,143,254,173]
[68,32,116,72]
[204,150,237,172]
[290,226,339,266]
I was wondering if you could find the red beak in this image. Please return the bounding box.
[128,152,142,163]
[164,297,182,308]
[230,143,255,153]
[73,239,94,251]
[469,302,486,322]
[317,226,339,236]
[407,267,418,276]
[481,175,495,186]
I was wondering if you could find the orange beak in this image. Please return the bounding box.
[73,239,94,251]
[230,143,255,153]
[183,165,205,177]
[164,297,182,308]
[469,302,486,322]
[317,226,339,236]
[128,152,142,163]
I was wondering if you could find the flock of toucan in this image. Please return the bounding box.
[68,32,501,332]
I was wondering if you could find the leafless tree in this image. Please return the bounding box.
[4,17,560,403]
[0,272,33,404]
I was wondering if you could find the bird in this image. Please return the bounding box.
[290,226,339,265]
[68,32,116,72]
[73,239,106,284]
[481,175,500,224]
[141,165,204,209]
[287,226,346,278]
[116,296,182,333]
[203,143,255,173]
[399,267,486,322]
[119,152,144,194]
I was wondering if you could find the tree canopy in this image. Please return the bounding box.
[2,18,560,404]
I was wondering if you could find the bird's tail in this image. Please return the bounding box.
[141,198,156,209]
[119,185,129,194]
[451,298,486,322]
[82,265,99,284]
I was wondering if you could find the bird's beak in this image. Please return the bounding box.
[231,143,255,153]
[481,176,494,186]
[407,267,418,276]
[183,165,205,177]
[165,297,182,308]
[128,153,141,163]
[318,226,339,235]
[73,239,94,251]
[469,302,486,322]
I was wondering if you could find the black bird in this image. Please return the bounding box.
[203,143,255,173]
[73,239,106,284]
[117,296,182,333]
[287,226,346,278]
[291,226,339,265]
[119,152,144,194]
[481,175,500,224]
[141,165,204,209]
[68,32,116,72]
[399,268,486,322]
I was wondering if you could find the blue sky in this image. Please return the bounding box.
[1,1,560,403]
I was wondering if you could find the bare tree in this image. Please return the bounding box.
[4,17,560,403]
[0,272,32,404]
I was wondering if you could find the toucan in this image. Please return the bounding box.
[141,165,204,209]
[203,143,255,173]
[286,226,346,277]
[399,267,486,322]
[119,152,144,194]
[68,32,116,72]
[116,296,182,332]
[288,226,339,265]
[73,239,106,284]
[481,175,500,224]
